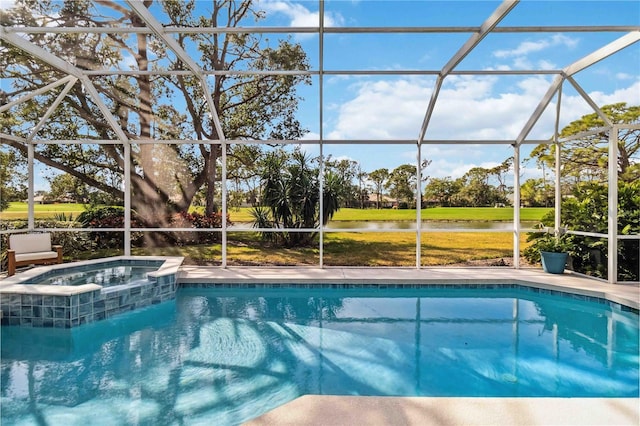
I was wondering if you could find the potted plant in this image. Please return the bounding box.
[534,227,570,274]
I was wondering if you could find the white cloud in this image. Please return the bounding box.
[615,72,634,80]
[492,34,578,70]
[322,74,640,177]
[326,77,435,140]
[537,59,556,70]
[574,80,640,112]
[493,34,578,59]
[302,131,320,140]
[260,0,344,28]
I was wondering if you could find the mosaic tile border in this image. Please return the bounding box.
[2,278,636,328]
[179,282,639,315]
[1,274,178,328]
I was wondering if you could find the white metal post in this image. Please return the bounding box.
[553,85,562,233]
[124,144,131,255]
[416,142,422,269]
[319,0,325,268]
[607,127,618,284]
[222,141,227,268]
[27,143,34,231]
[513,144,520,268]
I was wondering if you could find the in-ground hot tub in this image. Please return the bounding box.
[0,256,183,328]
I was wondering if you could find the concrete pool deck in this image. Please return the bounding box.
[177,266,640,426]
[178,265,639,310]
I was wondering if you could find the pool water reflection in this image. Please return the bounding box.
[1,287,638,425]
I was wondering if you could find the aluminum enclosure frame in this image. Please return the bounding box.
[1,0,638,283]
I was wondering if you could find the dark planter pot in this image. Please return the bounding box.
[540,251,568,274]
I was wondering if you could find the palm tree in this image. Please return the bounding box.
[251,149,340,247]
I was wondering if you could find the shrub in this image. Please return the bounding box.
[169,211,230,245]
[77,206,143,248]
[77,206,126,226]
[524,181,639,281]
[250,206,275,242]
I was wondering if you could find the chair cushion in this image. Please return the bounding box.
[14,251,59,263]
[9,233,52,254]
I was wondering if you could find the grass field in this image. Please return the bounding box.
[206,206,551,223]
[0,202,86,220]
[330,207,550,222]
[1,202,551,223]
[63,231,531,267]
[2,202,541,267]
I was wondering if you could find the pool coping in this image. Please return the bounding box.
[177,266,640,426]
[0,255,184,296]
[177,265,640,310]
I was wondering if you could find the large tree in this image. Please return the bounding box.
[529,103,640,186]
[368,168,389,209]
[0,0,310,231]
[386,164,417,206]
[0,148,27,210]
[520,178,553,207]
[423,177,461,207]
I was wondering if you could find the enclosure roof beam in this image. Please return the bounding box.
[79,68,562,77]
[565,76,613,127]
[0,133,27,144]
[563,31,640,77]
[418,0,518,142]
[441,0,518,77]
[514,76,563,147]
[559,126,612,143]
[10,25,639,35]
[0,28,84,79]
[515,31,639,146]
[27,78,78,141]
[125,0,226,141]
[0,28,129,143]
[0,75,75,113]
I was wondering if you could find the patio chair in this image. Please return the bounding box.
[7,233,63,276]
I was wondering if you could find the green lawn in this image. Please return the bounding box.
[113,231,531,267]
[230,207,551,223]
[2,202,551,223]
[0,202,86,220]
[331,207,550,222]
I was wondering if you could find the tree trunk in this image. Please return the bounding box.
[204,145,219,216]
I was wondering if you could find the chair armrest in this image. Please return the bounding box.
[7,249,16,276]
[53,245,63,262]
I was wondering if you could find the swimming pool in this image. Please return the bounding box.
[1,285,638,425]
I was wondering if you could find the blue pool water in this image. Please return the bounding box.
[21,260,164,288]
[33,265,158,287]
[1,286,638,425]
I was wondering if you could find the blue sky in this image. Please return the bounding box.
[252,0,640,181]
[2,0,639,190]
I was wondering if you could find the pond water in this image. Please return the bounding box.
[324,221,538,230]
[231,221,538,230]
